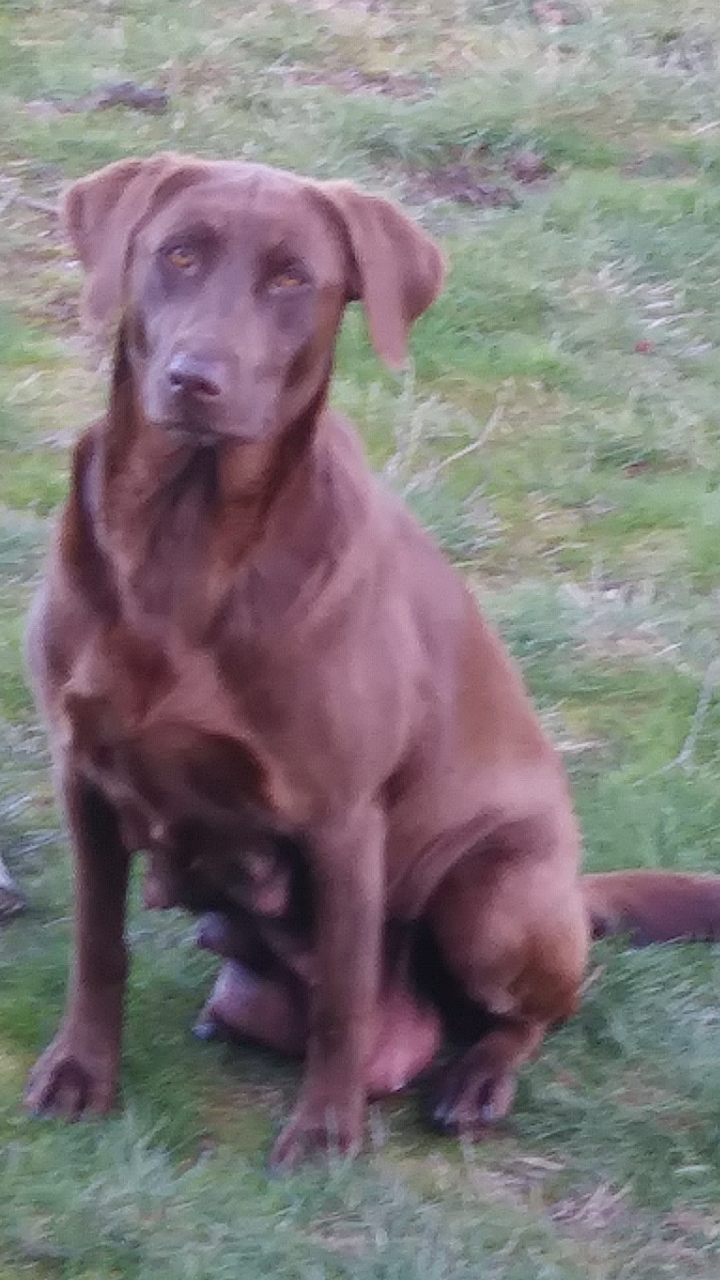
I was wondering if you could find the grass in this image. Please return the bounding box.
[3,0,720,1274]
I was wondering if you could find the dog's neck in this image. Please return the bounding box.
[82,331,357,641]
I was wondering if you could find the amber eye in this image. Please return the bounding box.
[268,268,307,291]
[164,245,198,272]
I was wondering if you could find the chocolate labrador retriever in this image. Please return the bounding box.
[25,152,720,1169]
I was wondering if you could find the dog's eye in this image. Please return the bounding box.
[164,246,198,272]
[268,268,307,292]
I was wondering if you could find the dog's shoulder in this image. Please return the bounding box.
[52,419,116,608]
[55,419,104,557]
[26,419,118,699]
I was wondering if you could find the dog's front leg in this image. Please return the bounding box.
[25,770,130,1119]
[269,804,384,1172]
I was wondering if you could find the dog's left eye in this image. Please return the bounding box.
[268,269,307,291]
[164,246,198,272]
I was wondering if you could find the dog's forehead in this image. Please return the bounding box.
[142,166,343,263]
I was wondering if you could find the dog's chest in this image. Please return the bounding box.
[64,631,292,852]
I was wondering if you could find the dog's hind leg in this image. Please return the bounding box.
[425,810,589,1136]
[195,911,442,1098]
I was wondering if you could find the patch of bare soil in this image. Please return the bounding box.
[623,152,698,181]
[1,209,78,335]
[408,163,519,209]
[25,81,168,118]
[288,65,436,100]
[403,150,552,210]
[664,1208,720,1247]
[656,31,716,74]
[0,164,85,336]
[551,1182,632,1236]
[531,1,584,28]
[548,1186,720,1277]
[285,67,552,206]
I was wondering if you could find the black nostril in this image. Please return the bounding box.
[167,353,223,400]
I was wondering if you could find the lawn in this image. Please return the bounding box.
[3,1,720,1275]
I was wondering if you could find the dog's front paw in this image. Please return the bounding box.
[25,1028,119,1120]
[269,1097,364,1173]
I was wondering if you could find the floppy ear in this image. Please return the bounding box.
[320,182,446,370]
[62,153,189,330]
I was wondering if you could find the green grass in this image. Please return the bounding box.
[3,0,720,1275]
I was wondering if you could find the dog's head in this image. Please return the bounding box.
[64,153,445,446]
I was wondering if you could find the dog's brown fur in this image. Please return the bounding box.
[25,152,720,1168]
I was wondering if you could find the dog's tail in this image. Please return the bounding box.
[582,871,720,946]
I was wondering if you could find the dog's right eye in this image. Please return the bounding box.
[163,245,199,273]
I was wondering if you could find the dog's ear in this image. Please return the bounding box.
[320,182,445,369]
[62,153,192,331]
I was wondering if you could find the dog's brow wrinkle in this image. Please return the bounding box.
[160,220,217,250]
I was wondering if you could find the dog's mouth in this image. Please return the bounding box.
[149,401,270,447]
[159,416,227,447]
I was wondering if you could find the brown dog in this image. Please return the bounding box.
[25,152,720,1169]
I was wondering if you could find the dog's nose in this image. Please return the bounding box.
[167,353,224,401]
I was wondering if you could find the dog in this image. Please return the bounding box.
[24,152,720,1169]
